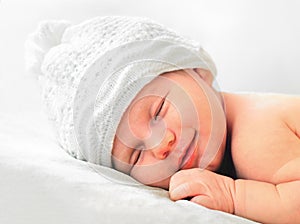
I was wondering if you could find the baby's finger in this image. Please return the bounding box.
[169,182,207,201]
[190,195,215,210]
[169,169,198,192]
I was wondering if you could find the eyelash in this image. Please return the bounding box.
[154,96,166,120]
[132,149,141,165]
[132,145,145,166]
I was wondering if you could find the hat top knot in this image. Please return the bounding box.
[25,20,71,78]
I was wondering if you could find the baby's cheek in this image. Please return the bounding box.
[164,103,182,132]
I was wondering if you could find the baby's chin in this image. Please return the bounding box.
[147,176,171,190]
[135,148,226,190]
[144,163,222,190]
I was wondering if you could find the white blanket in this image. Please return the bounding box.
[0,111,257,224]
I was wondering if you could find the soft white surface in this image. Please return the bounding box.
[0,113,257,224]
[0,0,299,223]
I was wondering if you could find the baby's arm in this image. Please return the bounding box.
[234,178,300,223]
[169,169,300,224]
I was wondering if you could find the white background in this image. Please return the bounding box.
[0,0,299,116]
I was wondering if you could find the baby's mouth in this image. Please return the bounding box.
[179,130,198,169]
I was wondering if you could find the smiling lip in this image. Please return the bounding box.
[179,131,198,169]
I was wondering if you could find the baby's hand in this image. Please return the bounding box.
[169,168,235,214]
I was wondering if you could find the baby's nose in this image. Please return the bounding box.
[151,129,176,160]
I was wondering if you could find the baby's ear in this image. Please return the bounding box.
[193,68,214,86]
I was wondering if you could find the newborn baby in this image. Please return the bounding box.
[26,16,300,224]
[113,68,300,224]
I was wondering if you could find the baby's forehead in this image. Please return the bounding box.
[127,69,196,113]
[134,76,168,98]
[139,70,183,92]
[129,90,160,110]
[125,80,167,114]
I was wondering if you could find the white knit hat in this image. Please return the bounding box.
[25,16,217,167]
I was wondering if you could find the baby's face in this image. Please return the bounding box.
[112,69,227,189]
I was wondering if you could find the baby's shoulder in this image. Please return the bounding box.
[233,93,300,139]
[230,93,300,183]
